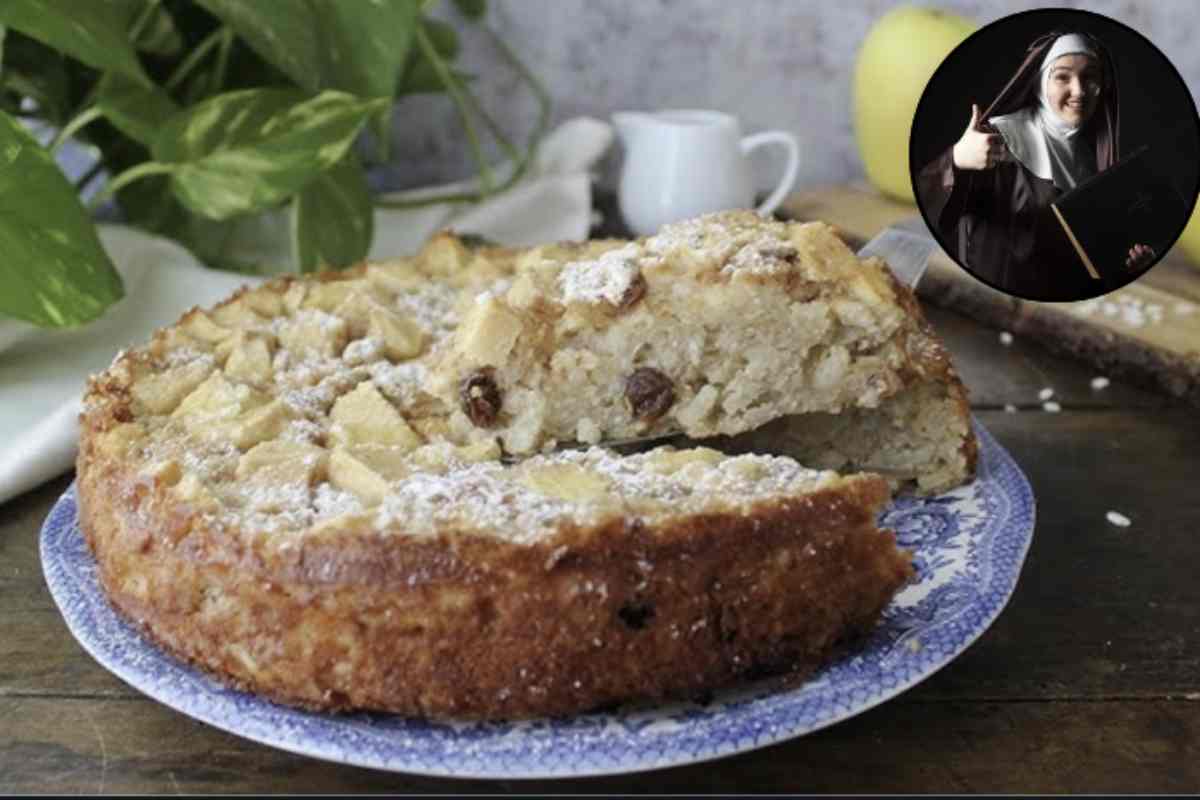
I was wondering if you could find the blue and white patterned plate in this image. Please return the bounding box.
[42,420,1033,779]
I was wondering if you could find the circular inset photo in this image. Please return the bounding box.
[910,9,1200,302]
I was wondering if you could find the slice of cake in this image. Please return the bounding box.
[128,211,974,493]
[703,281,977,495]
[416,211,955,457]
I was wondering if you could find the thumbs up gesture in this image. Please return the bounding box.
[952,104,1007,170]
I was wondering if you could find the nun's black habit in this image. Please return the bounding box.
[916,32,1121,301]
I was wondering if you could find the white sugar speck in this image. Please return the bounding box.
[370,448,835,544]
[342,337,383,366]
[723,235,799,275]
[999,331,1013,346]
[1042,401,1061,412]
[1004,404,1018,413]
[1091,376,1110,390]
[1106,510,1131,527]
[1038,388,1055,401]
[559,244,641,305]
[1087,294,1174,328]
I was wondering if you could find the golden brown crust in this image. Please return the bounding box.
[77,420,910,719]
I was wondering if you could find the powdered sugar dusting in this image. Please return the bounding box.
[393,282,459,332]
[723,235,799,275]
[372,447,837,545]
[474,278,514,306]
[645,210,795,277]
[165,347,214,369]
[343,337,384,365]
[233,481,364,534]
[643,211,768,257]
[281,419,323,444]
[272,348,367,420]
[314,482,364,518]
[237,480,312,514]
[559,244,641,305]
[368,361,430,408]
[646,217,709,254]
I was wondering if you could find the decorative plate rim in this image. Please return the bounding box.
[42,419,1034,779]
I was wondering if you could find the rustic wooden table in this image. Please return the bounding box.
[3,302,1198,793]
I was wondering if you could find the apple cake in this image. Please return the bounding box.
[76,211,975,719]
[78,429,911,718]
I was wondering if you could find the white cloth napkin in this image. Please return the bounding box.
[0,117,613,504]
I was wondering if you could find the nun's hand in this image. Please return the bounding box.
[1125,244,1156,270]
[952,104,1007,170]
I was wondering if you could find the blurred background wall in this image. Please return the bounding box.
[387,0,1200,195]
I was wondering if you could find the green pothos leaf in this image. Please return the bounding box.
[192,0,323,92]
[0,0,152,87]
[95,71,178,146]
[291,154,373,273]
[311,0,418,99]
[0,110,122,326]
[309,0,416,160]
[152,88,387,221]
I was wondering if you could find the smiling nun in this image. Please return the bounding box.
[917,32,1153,300]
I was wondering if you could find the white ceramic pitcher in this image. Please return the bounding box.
[612,109,800,236]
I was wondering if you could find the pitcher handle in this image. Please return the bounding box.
[740,130,800,217]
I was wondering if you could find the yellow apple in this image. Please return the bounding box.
[1174,201,1200,270]
[854,5,977,203]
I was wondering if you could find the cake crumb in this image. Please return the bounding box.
[999,331,1013,346]
[1106,510,1131,528]
[1090,376,1110,390]
[1042,401,1061,413]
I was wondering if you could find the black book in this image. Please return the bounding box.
[1050,145,1189,287]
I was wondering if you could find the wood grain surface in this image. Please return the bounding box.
[2,302,1197,794]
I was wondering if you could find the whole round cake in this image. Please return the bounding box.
[77,212,973,719]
